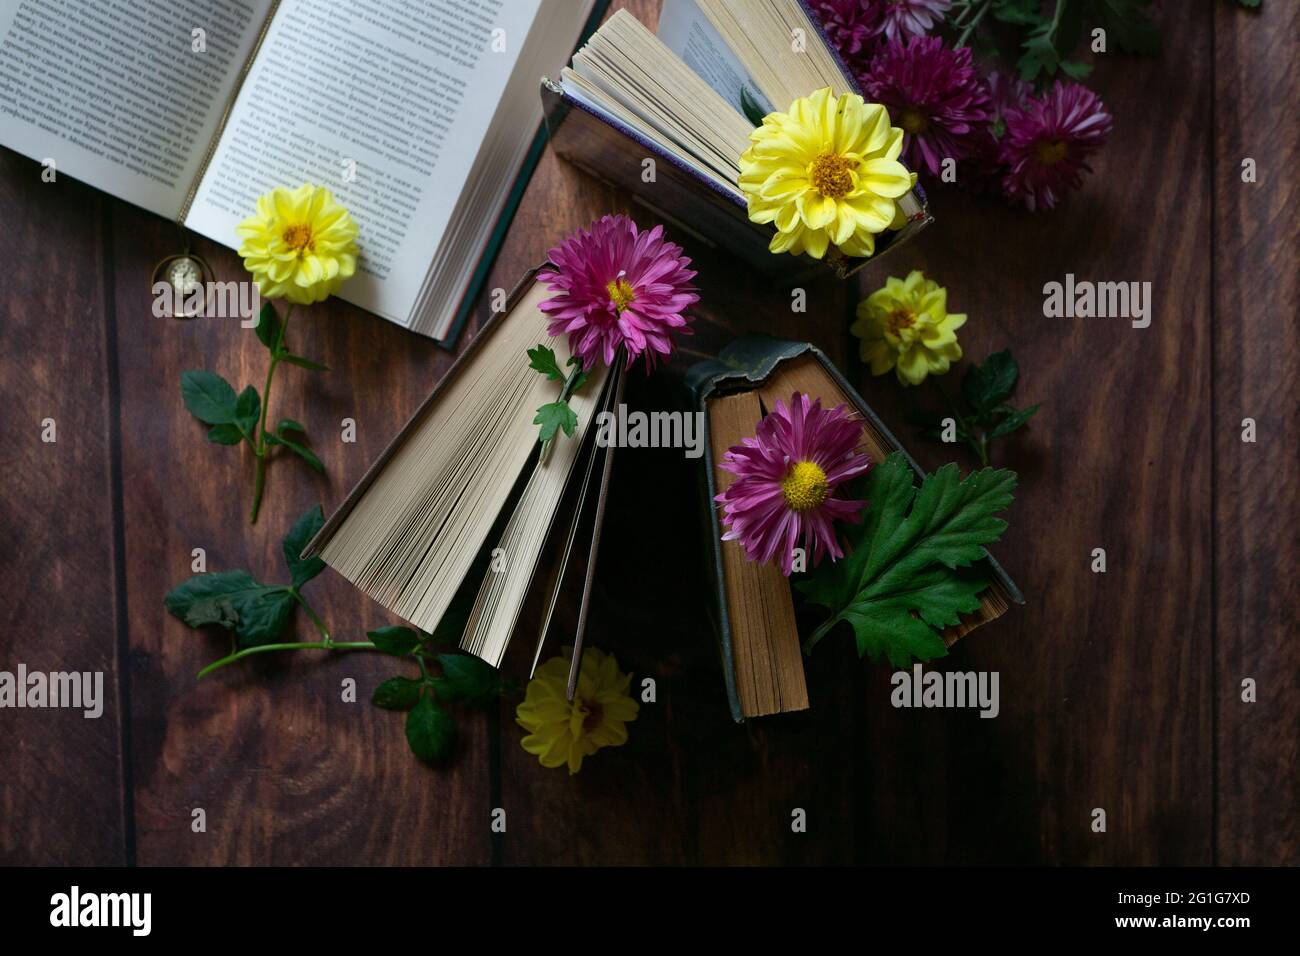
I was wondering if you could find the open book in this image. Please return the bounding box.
[0,0,599,344]
[689,339,1021,720]
[304,269,623,692]
[541,0,931,279]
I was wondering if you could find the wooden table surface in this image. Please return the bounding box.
[1,0,1295,866]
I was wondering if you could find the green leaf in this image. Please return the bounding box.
[431,653,503,706]
[989,403,1041,438]
[990,0,1045,26]
[1058,59,1094,79]
[740,85,768,126]
[282,505,326,587]
[276,419,307,436]
[534,401,578,443]
[181,370,239,425]
[234,385,260,434]
[265,431,325,474]
[527,344,565,382]
[1017,30,1059,81]
[164,569,295,646]
[367,625,422,656]
[206,423,245,445]
[1236,0,1260,7]
[405,695,456,762]
[797,454,1015,665]
[373,676,423,710]
[1085,0,1161,57]
[281,353,329,372]
[962,349,1019,416]
[254,302,280,350]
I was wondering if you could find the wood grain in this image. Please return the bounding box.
[0,153,127,864]
[1211,0,1299,867]
[0,0,1294,866]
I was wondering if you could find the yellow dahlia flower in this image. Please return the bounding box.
[852,270,965,386]
[739,87,915,260]
[516,647,638,775]
[236,184,358,305]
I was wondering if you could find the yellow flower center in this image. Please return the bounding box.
[606,277,636,312]
[282,223,315,254]
[887,308,917,335]
[780,460,829,511]
[900,108,929,134]
[808,152,855,199]
[1034,139,1069,166]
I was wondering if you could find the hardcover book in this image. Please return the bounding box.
[0,0,603,345]
[541,0,932,280]
[687,337,1023,721]
[304,268,623,692]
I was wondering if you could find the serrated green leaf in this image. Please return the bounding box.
[373,676,423,710]
[282,505,326,587]
[1086,0,1161,56]
[962,349,1019,415]
[206,423,245,445]
[527,344,565,381]
[181,370,239,425]
[798,454,1015,665]
[164,569,295,646]
[405,695,456,762]
[989,403,1041,438]
[281,353,329,372]
[740,85,768,126]
[265,432,325,474]
[991,0,1045,26]
[534,401,577,442]
[254,302,280,350]
[234,385,260,434]
[367,625,422,656]
[431,653,502,706]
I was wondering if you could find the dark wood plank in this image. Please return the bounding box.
[840,8,1216,862]
[1211,0,1299,867]
[490,0,861,864]
[111,210,492,864]
[0,153,127,864]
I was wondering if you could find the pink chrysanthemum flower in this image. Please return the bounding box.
[860,36,992,178]
[716,393,872,577]
[539,215,699,369]
[876,0,951,43]
[812,0,882,59]
[998,81,1113,211]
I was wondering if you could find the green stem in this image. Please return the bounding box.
[249,304,294,524]
[291,590,331,644]
[954,0,993,48]
[197,639,378,679]
[802,613,842,656]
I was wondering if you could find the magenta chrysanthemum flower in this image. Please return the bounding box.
[539,215,699,369]
[860,36,992,178]
[998,81,1113,211]
[876,0,951,43]
[812,0,882,59]
[716,393,872,577]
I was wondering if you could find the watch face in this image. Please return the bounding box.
[153,254,209,318]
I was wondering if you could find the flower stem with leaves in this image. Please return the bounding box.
[528,343,590,448]
[165,505,507,764]
[180,302,327,525]
[919,349,1040,466]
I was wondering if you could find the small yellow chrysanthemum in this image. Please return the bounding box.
[236,184,358,305]
[852,270,966,386]
[516,647,638,775]
[739,87,916,260]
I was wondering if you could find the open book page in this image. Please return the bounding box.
[656,0,771,117]
[184,0,543,328]
[0,0,272,219]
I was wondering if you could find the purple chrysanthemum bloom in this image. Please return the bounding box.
[876,0,951,43]
[812,0,883,59]
[998,81,1113,211]
[860,36,992,178]
[716,393,872,577]
[539,215,699,369]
